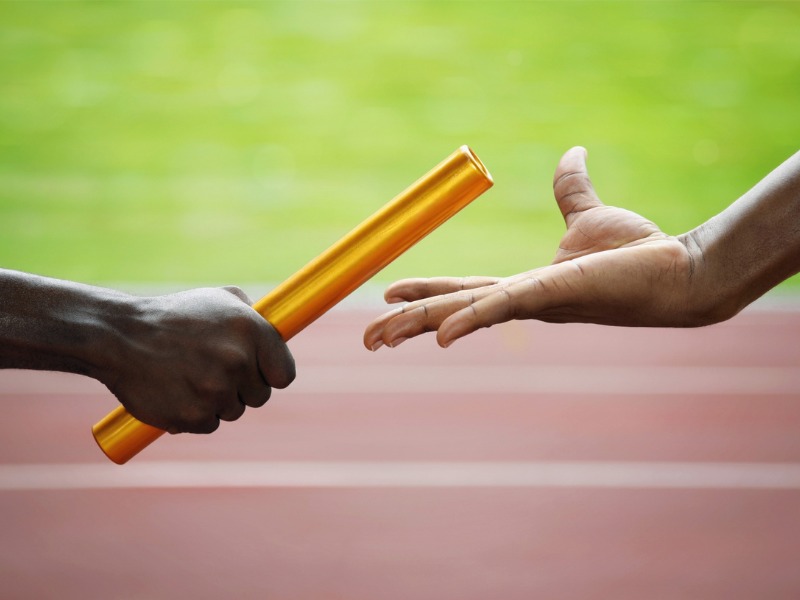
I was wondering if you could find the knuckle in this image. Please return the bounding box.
[496,288,517,321]
[196,377,229,400]
[218,401,246,422]
[246,387,271,408]
[222,285,250,303]
[553,169,586,190]
[272,359,295,389]
[221,345,250,374]
[199,418,221,434]
[228,310,259,337]
[176,406,220,434]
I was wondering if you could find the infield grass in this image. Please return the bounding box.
[1,1,799,289]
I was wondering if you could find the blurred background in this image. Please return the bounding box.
[2,0,799,290]
[3,4,800,599]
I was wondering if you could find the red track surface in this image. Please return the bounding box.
[2,306,800,599]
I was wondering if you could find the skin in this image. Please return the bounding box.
[364,146,800,350]
[0,270,295,434]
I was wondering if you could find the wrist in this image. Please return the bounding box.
[676,228,733,326]
[75,291,146,385]
[677,222,766,326]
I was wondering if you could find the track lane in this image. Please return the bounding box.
[1,306,799,599]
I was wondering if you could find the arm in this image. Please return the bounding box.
[363,147,800,349]
[681,151,800,321]
[0,269,295,433]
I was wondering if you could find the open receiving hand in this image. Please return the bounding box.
[364,146,702,350]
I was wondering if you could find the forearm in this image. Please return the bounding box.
[0,269,133,380]
[680,151,800,322]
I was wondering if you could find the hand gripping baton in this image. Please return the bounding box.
[92,146,493,464]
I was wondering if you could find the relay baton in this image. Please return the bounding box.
[92,145,493,464]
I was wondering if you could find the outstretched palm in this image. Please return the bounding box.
[364,147,695,350]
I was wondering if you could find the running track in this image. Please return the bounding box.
[2,299,800,599]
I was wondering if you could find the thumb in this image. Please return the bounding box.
[552,146,603,228]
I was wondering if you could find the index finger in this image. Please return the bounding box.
[256,319,296,390]
[385,276,501,303]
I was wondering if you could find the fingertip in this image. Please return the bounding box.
[561,146,588,168]
[386,337,407,348]
[363,327,375,350]
[363,327,383,351]
[438,336,455,349]
[383,281,408,303]
[553,146,601,220]
[437,330,461,349]
[363,308,404,350]
[383,278,432,303]
[436,317,466,349]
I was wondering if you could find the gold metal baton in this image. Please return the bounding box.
[92,146,493,464]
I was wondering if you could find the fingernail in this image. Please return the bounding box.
[441,339,455,349]
[385,297,403,304]
[387,337,407,348]
[370,340,384,351]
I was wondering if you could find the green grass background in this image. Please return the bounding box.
[1,0,799,290]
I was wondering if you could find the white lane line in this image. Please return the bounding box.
[284,366,800,396]
[2,461,800,491]
[2,366,800,396]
